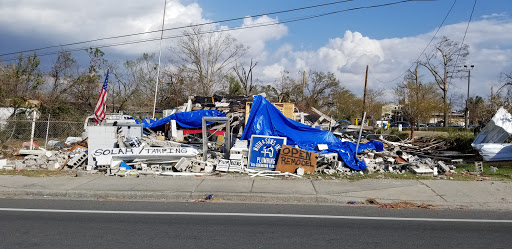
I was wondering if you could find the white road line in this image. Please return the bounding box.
[0,208,511,223]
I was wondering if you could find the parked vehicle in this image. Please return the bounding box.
[415,123,427,130]
[390,121,411,128]
[427,123,442,127]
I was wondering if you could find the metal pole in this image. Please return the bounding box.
[362,65,368,118]
[355,112,367,156]
[29,111,36,150]
[44,114,50,150]
[225,115,231,159]
[152,0,167,119]
[202,117,207,161]
[465,70,470,129]
[464,65,474,129]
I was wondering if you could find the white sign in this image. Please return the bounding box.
[92,147,199,166]
[92,147,193,157]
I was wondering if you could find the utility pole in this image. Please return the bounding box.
[362,65,369,123]
[152,0,167,119]
[302,71,306,101]
[464,64,474,129]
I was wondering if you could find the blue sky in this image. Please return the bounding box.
[1,0,511,106]
[195,0,509,46]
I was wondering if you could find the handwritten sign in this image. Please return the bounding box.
[92,147,192,156]
[248,135,287,170]
[91,147,198,166]
[276,145,318,173]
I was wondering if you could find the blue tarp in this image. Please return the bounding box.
[142,110,226,130]
[241,95,383,170]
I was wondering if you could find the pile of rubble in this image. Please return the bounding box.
[0,131,464,180]
[2,94,492,179]
[311,136,459,177]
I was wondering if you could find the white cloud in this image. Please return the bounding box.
[228,15,288,62]
[261,63,286,80]
[482,12,508,19]
[1,0,511,107]
[0,0,289,62]
[262,30,386,92]
[0,0,208,55]
[257,18,512,103]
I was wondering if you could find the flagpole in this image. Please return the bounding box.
[152,0,167,119]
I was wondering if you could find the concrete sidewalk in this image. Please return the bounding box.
[0,175,511,210]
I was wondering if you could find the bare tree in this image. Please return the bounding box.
[422,36,469,127]
[68,48,108,111]
[0,52,44,101]
[303,71,340,110]
[172,26,247,96]
[48,50,76,102]
[233,59,257,96]
[330,85,360,121]
[120,53,158,112]
[158,70,189,108]
[467,96,485,126]
[365,88,385,125]
[396,64,440,138]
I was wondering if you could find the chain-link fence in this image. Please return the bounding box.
[0,117,84,150]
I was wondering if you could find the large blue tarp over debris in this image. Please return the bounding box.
[142,110,226,130]
[241,95,383,170]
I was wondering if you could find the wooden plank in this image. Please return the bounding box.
[245,102,295,124]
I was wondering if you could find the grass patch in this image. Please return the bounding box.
[453,162,512,180]
[0,169,72,177]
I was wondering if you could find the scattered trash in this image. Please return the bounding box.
[377,201,436,209]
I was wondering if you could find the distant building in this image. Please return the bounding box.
[382,104,465,126]
[428,111,465,126]
[381,104,403,122]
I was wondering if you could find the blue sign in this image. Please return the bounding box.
[248,135,287,170]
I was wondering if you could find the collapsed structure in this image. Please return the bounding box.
[472,107,512,161]
[1,95,484,178]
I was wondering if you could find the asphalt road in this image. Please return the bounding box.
[0,199,511,249]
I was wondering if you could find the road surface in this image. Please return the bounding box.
[0,199,511,248]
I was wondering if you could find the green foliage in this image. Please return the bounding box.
[435,132,476,152]
[39,102,78,119]
[331,87,360,121]
[388,129,411,141]
[258,84,280,102]
[227,75,244,96]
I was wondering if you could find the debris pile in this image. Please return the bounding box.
[0,94,482,180]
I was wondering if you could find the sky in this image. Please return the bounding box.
[1,0,511,108]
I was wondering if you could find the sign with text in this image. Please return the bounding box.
[91,147,198,165]
[276,145,318,173]
[248,135,287,170]
[92,147,195,157]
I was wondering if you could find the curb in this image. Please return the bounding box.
[2,189,512,210]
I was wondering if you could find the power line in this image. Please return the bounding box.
[453,0,477,68]
[369,0,456,84]
[1,0,428,62]
[0,0,359,58]
[444,0,476,93]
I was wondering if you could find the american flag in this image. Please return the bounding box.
[93,69,109,124]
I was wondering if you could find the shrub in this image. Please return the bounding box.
[436,132,476,152]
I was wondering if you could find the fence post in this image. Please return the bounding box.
[30,111,36,150]
[45,114,50,150]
